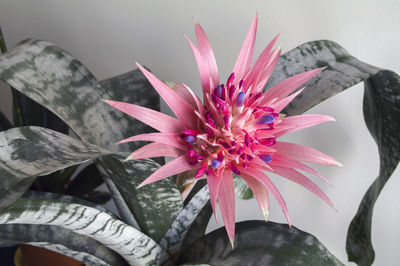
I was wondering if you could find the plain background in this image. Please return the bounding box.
[0,1,399,265]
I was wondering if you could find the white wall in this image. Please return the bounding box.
[1,1,399,265]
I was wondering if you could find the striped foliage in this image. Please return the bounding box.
[0,39,183,239]
[0,198,171,265]
[160,186,210,258]
[0,224,126,266]
[0,126,112,210]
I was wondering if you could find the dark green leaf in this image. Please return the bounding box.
[82,190,112,204]
[345,70,400,266]
[178,220,344,266]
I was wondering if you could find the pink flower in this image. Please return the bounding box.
[105,15,340,246]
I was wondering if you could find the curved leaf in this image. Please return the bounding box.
[23,190,116,217]
[346,70,400,265]
[0,197,171,265]
[0,224,126,266]
[178,220,344,266]
[160,185,210,257]
[266,40,381,116]
[0,40,183,235]
[0,126,112,210]
[99,155,183,241]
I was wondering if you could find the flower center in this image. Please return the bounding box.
[181,73,278,178]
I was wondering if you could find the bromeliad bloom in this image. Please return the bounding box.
[104,15,339,246]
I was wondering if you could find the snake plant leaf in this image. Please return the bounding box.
[0,39,183,234]
[0,197,171,266]
[25,242,111,266]
[266,40,381,116]
[178,220,344,266]
[0,224,127,266]
[23,190,116,217]
[346,70,400,266]
[160,185,210,258]
[99,155,183,242]
[0,126,112,210]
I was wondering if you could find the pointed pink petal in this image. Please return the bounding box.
[195,22,219,87]
[243,167,291,225]
[240,174,270,220]
[274,114,335,137]
[169,82,205,114]
[270,166,334,208]
[138,155,193,188]
[186,36,211,93]
[129,142,184,160]
[117,132,186,150]
[270,88,304,113]
[217,170,235,246]
[103,100,182,133]
[261,68,324,105]
[270,154,331,184]
[233,14,258,81]
[207,172,222,221]
[253,48,281,94]
[275,141,339,166]
[136,63,196,128]
[244,32,281,92]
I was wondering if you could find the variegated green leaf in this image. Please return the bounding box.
[0,126,112,210]
[160,185,210,258]
[99,155,183,242]
[265,40,399,266]
[23,191,116,217]
[233,174,253,200]
[0,225,126,266]
[178,221,344,266]
[0,198,171,265]
[266,40,381,116]
[0,40,183,236]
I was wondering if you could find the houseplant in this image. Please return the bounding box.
[0,16,399,266]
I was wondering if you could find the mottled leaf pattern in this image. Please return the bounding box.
[99,155,183,242]
[0,39,183,238]
[266,40,381,116]
[0,224,126,266]
[0,198,170,265]
[0,126,112,210]
[178,220,344,266]
[160,185,209,258]
[346,70,400,266]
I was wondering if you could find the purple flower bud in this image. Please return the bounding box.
[212,159,221,169]
[259,154,273,163]
[258,114,275,125]
[186,135,196,143]
[236,92,246,107]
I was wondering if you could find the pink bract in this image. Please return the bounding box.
[104,15,340,247]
